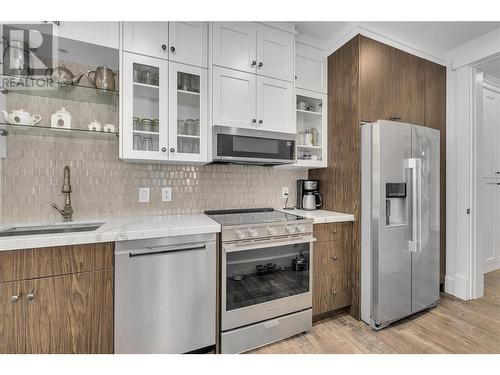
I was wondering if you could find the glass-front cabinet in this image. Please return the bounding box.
[168,62,207,162]
[120,52,207,163]
[121,52,168,160]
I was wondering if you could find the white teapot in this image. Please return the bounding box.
[2,109,41,126]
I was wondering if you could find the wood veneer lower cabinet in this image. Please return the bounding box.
[0,243,114,354]
[312,223,352,317]
[0,281,25,353]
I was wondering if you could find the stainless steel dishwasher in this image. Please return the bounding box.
[114,233,216,354]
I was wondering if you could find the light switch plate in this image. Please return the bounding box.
[281,187,289,199]
[139,187,150,203]
[161,187,172,202]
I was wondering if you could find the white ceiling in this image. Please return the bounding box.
[294,21,500,60]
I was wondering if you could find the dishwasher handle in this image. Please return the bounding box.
[128,244,206,258]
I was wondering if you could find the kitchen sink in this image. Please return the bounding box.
[0,222,104,237]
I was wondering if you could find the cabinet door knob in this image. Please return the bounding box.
[295,75,298,80]
[258,119,263,124]
[251,60,257,66]
[26,290,35,301]
[332,229,337,234]
[170,147,175,153]
[170,46,176,52]
[10,294,20,304]
[495,171,500,174]
[161,147,167,152]
[331,290,337,295]
[161,44,167,51]
[258,62,263,67]
[251,119,257,124]
[332,256,338,261]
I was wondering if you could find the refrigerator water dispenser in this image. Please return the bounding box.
[385,183,407,227]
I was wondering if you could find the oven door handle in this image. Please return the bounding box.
[223,235,316,253]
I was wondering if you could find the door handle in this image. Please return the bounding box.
[26,290,35,301]
[129,244,206,258]
[406,158,422,253]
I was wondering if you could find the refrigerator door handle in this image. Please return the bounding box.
[405,158,422,253]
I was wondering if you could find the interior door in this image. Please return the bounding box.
[256,24,295,82]
[212,66,256,129]
[212,22,257,73]
[411,125,440,313]
[122,22,169,59]
[257,76,294,133]
[0,281,25,353]
[168,22,208,68]
[483,89,500,177]
[372,121,412,325]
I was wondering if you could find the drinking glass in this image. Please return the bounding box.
[133,134,143,150]
[143,137,153,152]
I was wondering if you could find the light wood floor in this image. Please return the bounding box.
[250,270,500,354]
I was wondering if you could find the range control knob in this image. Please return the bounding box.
[267,226,278,236]
[235,230,247,239]
[285,225,296,234]
[248,228,258,237]
[296,224,306,233]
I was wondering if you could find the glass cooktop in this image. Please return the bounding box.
[205,208,304,226]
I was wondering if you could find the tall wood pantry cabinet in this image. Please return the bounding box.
[309,34,447,319]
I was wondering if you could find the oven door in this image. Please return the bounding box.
[212,126,296,165]
[222,235,314,331]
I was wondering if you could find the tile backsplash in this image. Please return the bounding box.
[0,133,306,223]
[0,58,307,223]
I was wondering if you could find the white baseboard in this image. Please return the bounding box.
[484,260,500,274]
[445,274,469,300]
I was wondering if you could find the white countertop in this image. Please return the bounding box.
[277,208,355,224]
[0,214,221,251]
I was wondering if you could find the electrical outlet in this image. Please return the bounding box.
[281,187,289,199]
[161,186,172,202]
[139,187,150,203]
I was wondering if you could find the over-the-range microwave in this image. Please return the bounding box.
[211,126,296,166]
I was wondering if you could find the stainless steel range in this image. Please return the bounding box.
[205,208,315,354]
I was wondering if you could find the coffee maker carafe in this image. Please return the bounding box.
[297,180,323,210]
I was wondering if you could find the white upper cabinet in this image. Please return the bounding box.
[212,22,294,81]
[168,22,208,68]
[55,22,119,49]
[256,25,295,82]
[168,62,208,163]
[212,22,257,74]
[212,66,257,129]
[257,76,295,133]
[120,52,168,161]
[295,43,327,94]
[122,22,169,59]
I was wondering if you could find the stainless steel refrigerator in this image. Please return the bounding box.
[361,120,440,330]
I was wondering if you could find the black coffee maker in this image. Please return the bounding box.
[296,179,323,210]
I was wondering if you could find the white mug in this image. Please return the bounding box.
[298,102,307,110]
[87,121,101,132]
[103,124,116,133]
